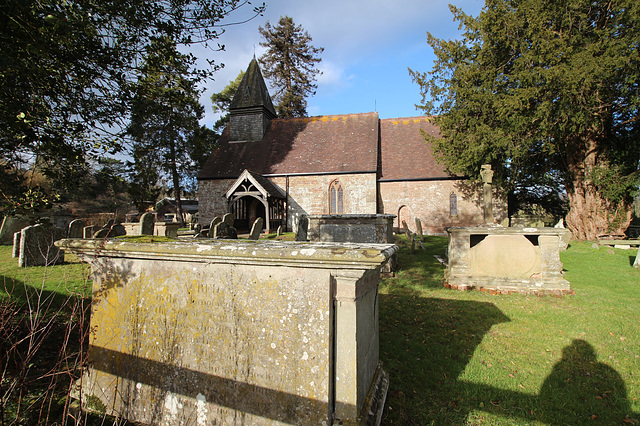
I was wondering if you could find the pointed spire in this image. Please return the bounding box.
[228,59,277,142]
[230,58,276,115]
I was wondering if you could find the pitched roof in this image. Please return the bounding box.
[379,117,451,180]
[199,112,379,179]
[225,170,286,199]
[229,58,276,117]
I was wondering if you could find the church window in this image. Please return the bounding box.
[450,192,458,216]
[329,180,344,214]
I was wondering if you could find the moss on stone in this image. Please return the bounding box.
[114,235,178,243]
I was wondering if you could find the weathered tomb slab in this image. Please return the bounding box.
[67,219,86,238]
[140,212,155,235]
[57,238,397,425]
[19,224,66,267]
[248,217,264,240]
[306,214,396,244]
[445,226,572,294]
[0,215,32,245]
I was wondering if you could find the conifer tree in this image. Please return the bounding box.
[258,16,323,118]
[127,36,204,222]
[210,71,245,134]
[411,0,640,240]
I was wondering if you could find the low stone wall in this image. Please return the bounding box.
[305,214,396,243]
[57,239,396,425]
[445,226,572,294]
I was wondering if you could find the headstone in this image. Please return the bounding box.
[296,215,308,241]
[83,225,95,239]
[276,225,282,237]
[480,164,495,224]
[209,217,222,233]
[139,212,154,235]
[18,224,66,267]
[212,221,228,239]
[12,232,21,258]
[222,213,234,227]
[0,215,32,245]
[415,217,424,241]
[634,248,639,269]
[591,242,599,250]
[248,217,264,240]
[67,219,86,238]
[402,220,412,240]
[93,223,126,239]
[410,233,416,254]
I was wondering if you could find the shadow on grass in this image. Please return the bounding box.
[379,290,637,424]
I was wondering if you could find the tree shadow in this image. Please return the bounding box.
[379,291,637,424]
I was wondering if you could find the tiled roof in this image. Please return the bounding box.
[379,117,451,180]
[199,112,379,179]
[229,58,276,117]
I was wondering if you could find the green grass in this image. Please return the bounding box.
[0,246,91,304]
[380,236,640,425]
[2,237,639,424]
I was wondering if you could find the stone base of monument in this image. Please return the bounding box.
[445,226,572,295]
[57,238,397,425]
[305,214,396,244]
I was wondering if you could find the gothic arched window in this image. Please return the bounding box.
[329,180,344,214]
[450,192,458,216]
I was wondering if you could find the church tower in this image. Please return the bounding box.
[228,58,277,142]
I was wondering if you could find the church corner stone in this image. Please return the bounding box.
[57,238,397,425]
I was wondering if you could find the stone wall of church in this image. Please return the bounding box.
[271,173,378,233]
[379,179,507,235]
[197,179,235,225]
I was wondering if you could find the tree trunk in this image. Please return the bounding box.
[564,137,633,241]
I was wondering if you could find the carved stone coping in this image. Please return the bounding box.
[55,238,398,270]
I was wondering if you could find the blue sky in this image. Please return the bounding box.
[198,0,485,127]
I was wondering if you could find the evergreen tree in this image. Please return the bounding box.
[411,0,640,240]
[210,71,245,134]
[127,36,204,222]
[258,16,323,118]
[0,0,265,214]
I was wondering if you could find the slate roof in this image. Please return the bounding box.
[199,112,379,179]
[378,116,450,181]
[229,58,276,117]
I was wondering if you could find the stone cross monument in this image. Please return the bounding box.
[480,164,494,224]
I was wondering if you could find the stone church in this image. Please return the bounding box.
[198,59,504,235]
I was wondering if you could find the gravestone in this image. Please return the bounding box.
[93,222,126,239]
[18,224,66,267]
[83,226,95,239]
[209,217,222,236]
[139,212,154,236]
[415,217,424,241]
[223,213,237,239]
[212,221,228,239]
[12,232,21,257]
[480,164,495,224]
[402,220,412,240]
[276,225,282,237]
[634,248,639,269]
[296,215,308,241]
[248,217,264,240]
[57,238,396,425]
[67,219,86,238]
[0,215,32,245]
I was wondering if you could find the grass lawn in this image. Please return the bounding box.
[1,237,639,424]
[380,236,640,425]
